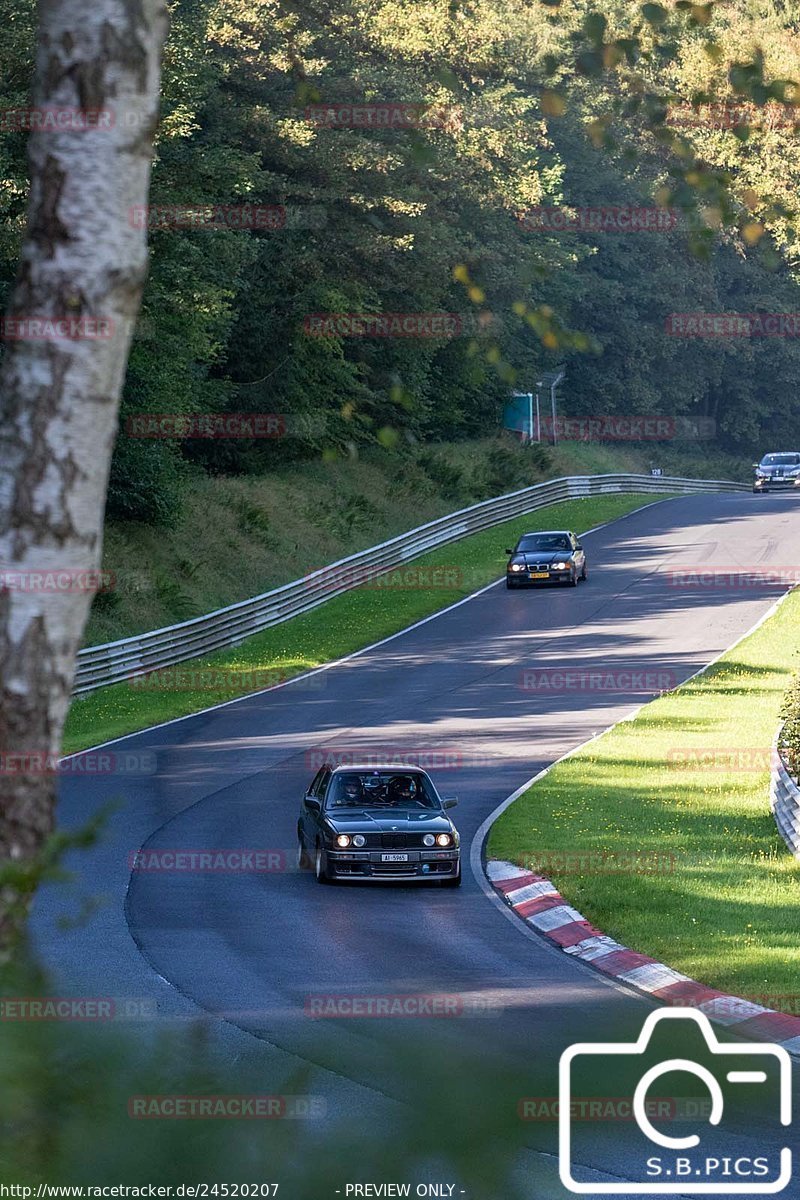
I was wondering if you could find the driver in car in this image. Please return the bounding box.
[338,775,363,806]
[387,776,417,806]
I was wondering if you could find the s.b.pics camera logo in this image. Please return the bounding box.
[559,1010,792,1194]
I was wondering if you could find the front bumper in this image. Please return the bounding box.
[326,848,460,881]
[754,477,800,489]
[507,569,572,585]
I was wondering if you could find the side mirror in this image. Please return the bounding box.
[305,795,321,813]
[752,463,760,469]
[505,548,515,556]
[443,797,458,809]
[575,543,582,551]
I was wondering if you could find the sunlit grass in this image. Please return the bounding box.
[64,492,669,754]
[488,588,800,998]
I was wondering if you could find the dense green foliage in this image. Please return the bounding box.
[2,0,799,523]
[780,669,800,777]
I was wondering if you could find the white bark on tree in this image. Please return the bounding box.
[0,0,169,946]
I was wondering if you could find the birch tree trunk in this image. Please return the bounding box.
[0,0,169,949]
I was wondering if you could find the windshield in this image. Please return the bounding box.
[761,454,800,466]
[326,772,440,810]
[516,533,571,553]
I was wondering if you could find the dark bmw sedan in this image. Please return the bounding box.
[297,765,461,886]
[506,529,587,588]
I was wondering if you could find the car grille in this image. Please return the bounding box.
[332,860,456,878]
[381,833,407,849]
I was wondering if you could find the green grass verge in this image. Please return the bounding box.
[64,492,672,754]
[488,587,800,1000]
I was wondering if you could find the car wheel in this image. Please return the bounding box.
[580,561,588,582]
[568,567,578,587]
[506,578,517,589]
[314,843,331,884]
[297,833,311,871]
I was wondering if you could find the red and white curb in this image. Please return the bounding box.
[487,859,800,1057]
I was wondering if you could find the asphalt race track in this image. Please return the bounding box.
[32,491,800,1197]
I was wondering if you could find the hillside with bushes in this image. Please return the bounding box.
[1,0,796,634]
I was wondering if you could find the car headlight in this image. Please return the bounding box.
[423,833,436,847]
[436,833,452,847]
[352,834,366,847]
[335,834,351,848]
[509,563,525,572]
[552,560,569,570]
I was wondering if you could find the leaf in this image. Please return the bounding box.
[640,4,668,28]
[540,88,566,117]
[583,12,608,46]
[576,50,604,77]
[742,222,765,246]
[377,426,399,448]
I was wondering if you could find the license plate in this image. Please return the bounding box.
[381,853,409,862]
[529,571,549,578]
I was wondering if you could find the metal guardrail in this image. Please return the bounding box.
[771,728,800,861]
[74,472,749,695]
